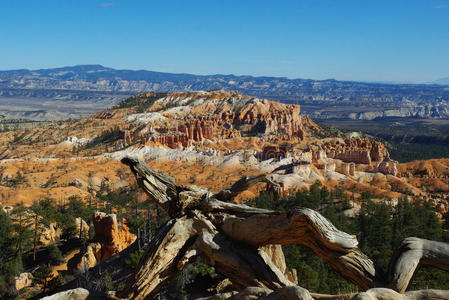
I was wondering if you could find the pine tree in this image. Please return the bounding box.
[10,204,33,257]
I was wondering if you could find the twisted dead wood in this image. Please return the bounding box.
[196,287,449,300]
[119,156,449,300]
[388,237,449,293]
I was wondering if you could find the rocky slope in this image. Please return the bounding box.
[0,91,448,217]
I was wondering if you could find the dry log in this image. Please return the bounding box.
[220,208,358,249]
[204,288,449,300]
[195,230,295,291]
[214,174,282,202]
[218,208,380,290]
[119,157,449,299]
[351,288,449,300]
[261,245,298,284]
[118,217,198,300]
[121,156,179,217]
[388,237,449,293]
[118,208,295,299]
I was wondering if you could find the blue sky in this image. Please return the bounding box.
[0,0,448,83]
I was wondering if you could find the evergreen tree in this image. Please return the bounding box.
[0,210,17,296]
[48,243,64,266]
[10,204,33,257]
[357,200,393,270]
[33,265,52,292]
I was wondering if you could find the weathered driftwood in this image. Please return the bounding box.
[352,288,449,300]
[118,157,449,300]
[198,287,449,300]
[388,237,449,293]
[119,217,198,299]
[218,208,379,290]
[41,287,449,300]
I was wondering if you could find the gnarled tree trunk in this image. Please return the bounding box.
[118,157,449,300]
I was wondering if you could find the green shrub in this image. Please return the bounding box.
[125,250,144,271]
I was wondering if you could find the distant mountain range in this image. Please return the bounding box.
[1,64,448,98]
[431,78,449,85]
[1,64,449,120]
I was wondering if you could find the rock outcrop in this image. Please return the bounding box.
[376,160,399,177]
[67,212,136,274]
[75,217,89,239]
[14,272,33,291]
[40,287,109,300]
[5,89,448,210]
[125,91,304,149]
[40,222,61,245]
[67,242,101,275]
[325,138,389,164]
[92,212,136,262]
[261,146,290,161]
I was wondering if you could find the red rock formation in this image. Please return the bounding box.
[339,162,356,176]
[92,212,136,262]
[261,145,289,160]
[312,150,327,162]
[67,212,136,274]
[235,100,303,138]
[325,138,389,165]
[328,149,372,164]
[128,91,304,149]
[376,160,399,177]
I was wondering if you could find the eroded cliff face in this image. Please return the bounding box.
[4,90,449,299]
[1,90,448,217]
[324,138,389,164]
[126,91,304,149]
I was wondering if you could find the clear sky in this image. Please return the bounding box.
[0,0,448,83]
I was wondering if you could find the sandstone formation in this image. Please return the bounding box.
[324,138,389,165]
[6,90,449,299]
[67,242,101,275]
[127,91,304,149]
[40,287,111,300]
[261,146,290,160]
[40,222,62,245]
[92,212,136,262]
[67,212,136,274]
[75,217,89,239]
[1,90,449,213]
[14,272,33,291]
